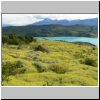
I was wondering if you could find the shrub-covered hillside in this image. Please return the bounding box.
[2,25,98,37]
[2,39,98,86]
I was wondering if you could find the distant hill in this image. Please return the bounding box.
[2,18,98,27]
[2,24,98,37]
[32,18,98,26]
[2,24,13,27]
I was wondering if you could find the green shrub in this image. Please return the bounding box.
[18,68,26,74]
[2,33,37,45]
[83,58,97,66]
[15,61,24,68]
[49,63,69,74]
[2,35,9,44]
[92,47,96,50]
[34,62,48,72]
[2,62,10,82]
[2,61,26,82]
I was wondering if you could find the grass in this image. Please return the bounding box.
[2,40,98,86]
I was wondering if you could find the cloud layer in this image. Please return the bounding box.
[2,14,98,26]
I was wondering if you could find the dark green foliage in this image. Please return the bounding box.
[49,63,69,74]
[2,61,26,82]
[2,62,10,82]
[2,35,9,44]
[2,25,98,37]
[34,62,48,72]
[17,68,26,74]
[2,33,37,45]
[92,47,96,50]
[15,61,24,68]
[83,58,97,66]
[25,36,33,43]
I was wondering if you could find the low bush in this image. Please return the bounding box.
[83,58,97,66]
[15,61,24,68]
[2,61,26,82]
[34,62,48,72]
[49,63,70,74]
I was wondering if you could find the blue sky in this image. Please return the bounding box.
[2,14,98,26]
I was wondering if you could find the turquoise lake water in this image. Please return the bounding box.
[36,37,98,46]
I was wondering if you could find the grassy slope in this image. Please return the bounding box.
[2,40,98,86]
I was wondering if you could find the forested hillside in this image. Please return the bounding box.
[2,25,98,37]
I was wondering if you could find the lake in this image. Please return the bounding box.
[35,37,98,46]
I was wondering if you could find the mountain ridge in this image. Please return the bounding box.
[2,18,98,27]
[30,18,98,26]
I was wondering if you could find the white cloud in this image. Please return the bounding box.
[2,14,98,26]
[35,14,98,20]
[2,14,43,26]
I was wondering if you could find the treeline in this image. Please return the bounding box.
[2,25,98,37]
[2,33,37,45]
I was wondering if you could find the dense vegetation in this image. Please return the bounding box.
[2,33,36,45]
[2,39,98,86]
[2,25,98,37]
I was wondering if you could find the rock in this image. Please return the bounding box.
[34,45,49,53]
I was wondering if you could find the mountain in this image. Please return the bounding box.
[32,18,98,26]
[2,18,98,27]
[2,24,12,27]
[2,24,98,37]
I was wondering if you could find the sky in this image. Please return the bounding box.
[2,14,98,26]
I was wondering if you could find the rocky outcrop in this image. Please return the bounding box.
[34,45,49,53]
